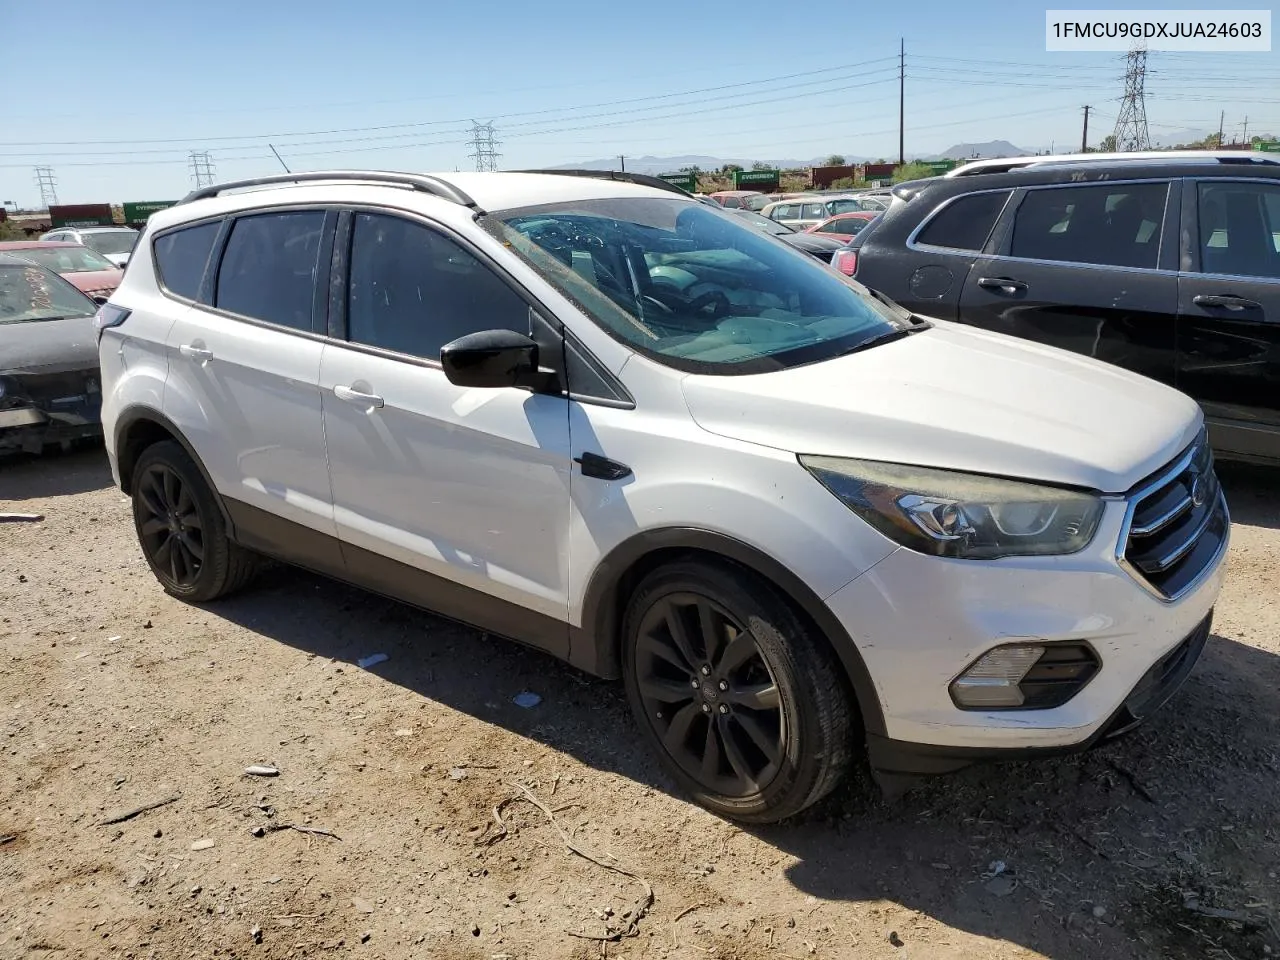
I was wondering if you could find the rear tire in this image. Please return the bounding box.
[130,440,258,602]
[621,558,855,823]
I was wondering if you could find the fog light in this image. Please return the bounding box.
[951,642,1101,710]
[950,645,1045,708]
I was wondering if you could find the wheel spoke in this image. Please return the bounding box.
[139,516,168,537]
[162,468,180,511]
[639,675,695,704]
[728,682,779,710]
[733,712,781,766]
[168,536,183,582]
[139,474,166,519]
[696,601,723,665]
[153,536,173,570]
[663,600,700,668]
[174,483,195,518]
[719,719,759,792]
[717,630,758,676]
[178,509,203,531]
[637,631,691,673]
[662,702,701,755]
[700,718,722,781]
[178,530,204,563]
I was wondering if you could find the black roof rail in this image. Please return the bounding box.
[514,168,695,198]
[178,170,479,209]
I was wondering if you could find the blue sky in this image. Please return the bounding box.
[4,0,1279,206]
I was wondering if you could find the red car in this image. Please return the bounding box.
[0,241,124,299]
[803,211,880,244]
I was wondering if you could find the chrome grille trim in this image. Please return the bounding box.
[1116,432,1230,602]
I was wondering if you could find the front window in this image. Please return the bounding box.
[81,230,139,256]
[0,263,96,324]
[484,198,906,374]
[15,245,118,274]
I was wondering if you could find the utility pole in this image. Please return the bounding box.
[1242,116,1249,146]
[1081,106,1091,152]
[33,166,58,208]
[1218,110,1225,147]
[618,155,626,172]
[898,38,905,167]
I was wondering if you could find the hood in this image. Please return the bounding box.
[0,314,100,375]
[680,321,1202,493]
[103,252,130,267]
[62,269,123,294]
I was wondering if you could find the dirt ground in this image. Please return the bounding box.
[1,446,1278,960]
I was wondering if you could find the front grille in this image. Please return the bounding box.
[1122,434,1228,600]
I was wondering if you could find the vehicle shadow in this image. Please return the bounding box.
[211,563,1280,960]
[0,442,113,501]
[1219,461,1278,530]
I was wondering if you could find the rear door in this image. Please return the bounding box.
[1177,177,1280,461]
[855,188,1012,318]
[161,208,341,567]
[957,179,1180,388]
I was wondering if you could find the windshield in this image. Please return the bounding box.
[0,263,96,324]
[485,198,904,374]
[15,245,118,274]
[81,230,138,256]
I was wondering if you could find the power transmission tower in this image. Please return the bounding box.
[467,121,501,172]
[189,151,217,188]
[1112,46,1151,152]
[34,166,58,208]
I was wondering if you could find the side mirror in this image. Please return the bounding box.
[440,329,539,389]
[91,295,110,306]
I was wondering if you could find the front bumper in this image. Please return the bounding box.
[866,612,1212,776]
[825,481,1227,757]
[0,378,103,453]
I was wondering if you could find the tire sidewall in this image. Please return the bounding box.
[130,442,223,601]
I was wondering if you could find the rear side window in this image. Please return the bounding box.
[215,212,325,330]
[1009,182,1168,269]
[801,203,825,219]
[1196,181,1280,278]
[915,191,1011,251]
[153,221,220,301]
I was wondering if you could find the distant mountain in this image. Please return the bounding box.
[936,140,1030,160]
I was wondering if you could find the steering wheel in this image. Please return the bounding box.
[687,291,731,320]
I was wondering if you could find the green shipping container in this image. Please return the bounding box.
[123,201,178,223]
[733,169,780,191]
[1254,140,1280,154]
[658,173,697,192]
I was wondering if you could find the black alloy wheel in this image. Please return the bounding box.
[130,440,259,602]
[622,560,854,823]
[633,592,785,797]
[136,461,205,589]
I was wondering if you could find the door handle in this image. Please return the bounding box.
[1192,294,1262,312]
[333,384,384,409]
[977,277,1029,295]
[178,344,213,362]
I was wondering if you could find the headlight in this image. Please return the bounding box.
[799,456,1104,560]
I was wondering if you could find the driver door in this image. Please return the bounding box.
[320,210,574,653]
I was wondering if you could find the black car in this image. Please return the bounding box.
[845,152,1280,464]
[725,208,846,261]
[0,253,105,455]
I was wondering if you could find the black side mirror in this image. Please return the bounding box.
[91,295,110,306]
[440,329,541,389]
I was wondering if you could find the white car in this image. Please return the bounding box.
[40,226,139,267]
[96,169,1227,823]
[762,195,884,229]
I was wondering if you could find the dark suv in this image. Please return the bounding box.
[844,152,1280,464]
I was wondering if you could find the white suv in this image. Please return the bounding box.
[97,170,1228,823]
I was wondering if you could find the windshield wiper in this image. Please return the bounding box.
[838,324,928,356]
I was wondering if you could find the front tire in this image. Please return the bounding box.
[622,559,855,823]
[131,440,258,602]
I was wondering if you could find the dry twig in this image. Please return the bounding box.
[265,823,341,841]
[99,794,180,825]
[504,781,654,942]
